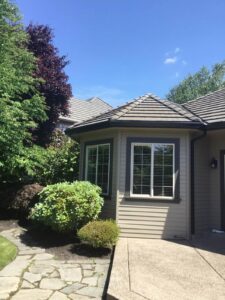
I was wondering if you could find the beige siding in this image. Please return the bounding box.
[117,128,191,239]
[194,137,210,234]
[208,130,225,230]
[194,129,225,233]
[78,129,118,219]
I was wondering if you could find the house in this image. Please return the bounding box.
[58,97,112,131]
[66,88,225,239]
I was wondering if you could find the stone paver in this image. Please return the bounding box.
[49,291,68,300]
[40,278,67,290]
[0,226,110,299]
[0,277,20,299]
[11,288,52,300]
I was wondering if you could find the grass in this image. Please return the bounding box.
[0,235,17,270]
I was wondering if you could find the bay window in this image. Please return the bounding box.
[85,141,112,196]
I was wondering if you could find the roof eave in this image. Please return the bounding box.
[59,116,76,123]
[66,119,204,136]
[207,121,225,130]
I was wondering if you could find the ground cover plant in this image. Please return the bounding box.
[0,235,17,270]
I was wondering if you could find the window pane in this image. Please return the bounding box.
[153,144,174,197]
[97,144,110,194]
[86,147,97,184]
[132,145,151,195]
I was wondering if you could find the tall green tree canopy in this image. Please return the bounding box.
[0,0,46,182]
[167,61,225,104]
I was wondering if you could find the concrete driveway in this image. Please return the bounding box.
[107,234,225,300]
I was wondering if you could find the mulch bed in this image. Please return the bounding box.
[0,218,111,261]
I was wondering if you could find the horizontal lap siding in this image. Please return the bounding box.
[117,129,190,239]
[208,130,225,230]
[194,138,210,234]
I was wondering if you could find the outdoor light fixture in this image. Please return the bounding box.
[210,158,217,169]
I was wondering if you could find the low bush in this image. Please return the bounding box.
[10,184,43,217]
[30,181,104,232]
[78,220,120,249]
[0,183,43,218]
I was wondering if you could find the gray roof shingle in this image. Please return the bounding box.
[59,97,112,124]
[68,93,202,133]
[182,88,225,124]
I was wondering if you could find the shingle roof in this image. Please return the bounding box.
[59,97,112,124]
[67,93,202,133]
[182,88,225,124]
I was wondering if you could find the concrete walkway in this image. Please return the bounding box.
[0,227,109,300]
[107,236,225,300]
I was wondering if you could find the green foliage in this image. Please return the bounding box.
[32,130,79,185]
[0,183,43,218]
[167,62,225,103]
[30,181,104,232]
[78,220,120,249]
[0,0,46,182]
[0,235,17,270]
[10,184,44,217]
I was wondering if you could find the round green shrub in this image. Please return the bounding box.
[30,181,104,232]
[78,220,120,249]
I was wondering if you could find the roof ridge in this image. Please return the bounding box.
[111,94,149,120]
[180,103,206,124]
[183,87,225,105]
[157,98,199,121]
[87,97,113,108]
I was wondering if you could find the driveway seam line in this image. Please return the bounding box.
[127,240,151,300]
[127,239,131,292]
[191,243,225,282]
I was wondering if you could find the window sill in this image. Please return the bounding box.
[124,196,181,203]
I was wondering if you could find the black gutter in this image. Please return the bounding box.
[207,122,225,130]
[190,128,207,235]
[66,119,204,135]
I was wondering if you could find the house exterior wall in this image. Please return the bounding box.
[117,128,191,239]
[208,130,225,230]
[78,129,119,220]
[194,129,225,234]
[77,127,191,239]
[193,137,210,234]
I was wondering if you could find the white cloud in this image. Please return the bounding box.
[75,85,124,106]
[182,60,187,66]
[175,72,179,78]
[164,57,177,64]
[174,47,180,54]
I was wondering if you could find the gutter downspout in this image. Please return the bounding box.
[190,128,207,235]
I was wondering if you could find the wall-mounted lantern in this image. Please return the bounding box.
[210,158,217,169]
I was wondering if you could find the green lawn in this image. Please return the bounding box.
[0,235,17,270]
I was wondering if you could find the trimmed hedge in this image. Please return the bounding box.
[78,220,120,249]
[30,181,104,232]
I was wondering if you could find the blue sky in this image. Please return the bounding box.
[15,0,225,107]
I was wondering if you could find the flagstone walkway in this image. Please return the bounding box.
[0,227,110,300]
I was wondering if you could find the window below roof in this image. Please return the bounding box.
[131,143,174,198]
[125,137,180,202]
[84,139,113,197]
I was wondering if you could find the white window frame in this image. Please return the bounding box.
[85,143,111,196]
[130,142,175,200]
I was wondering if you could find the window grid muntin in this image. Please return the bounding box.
[132,144,151,195]
[85,143,110,195]
[131,143,175,199]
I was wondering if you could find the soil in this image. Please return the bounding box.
[0,219,111,261]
